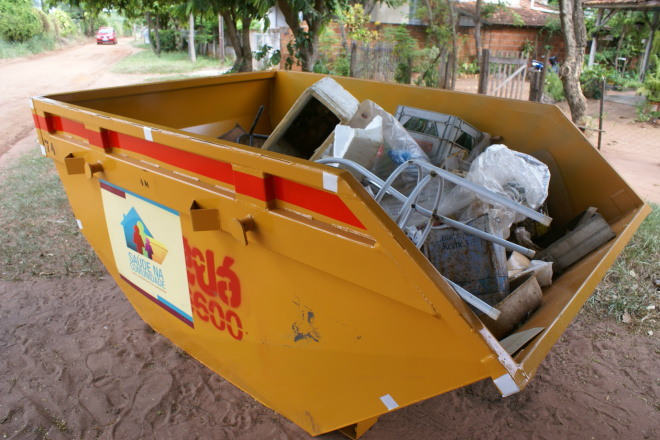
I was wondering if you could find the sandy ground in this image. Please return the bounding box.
[1,278,659,440]
[0,40,659,439]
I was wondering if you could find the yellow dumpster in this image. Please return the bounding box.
[30,71,650,438]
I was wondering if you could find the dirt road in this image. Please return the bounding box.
[0,38,143,167]
[0,42,659,439]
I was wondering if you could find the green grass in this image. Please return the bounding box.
[0,147,105,280]
[110,49,224,75]
[588,203,660,331]
[0,34,83,59]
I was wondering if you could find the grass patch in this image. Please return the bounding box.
[587,203,660,332]
[0,147,105,280]
[110,50,222,75]
[0,35,84,59]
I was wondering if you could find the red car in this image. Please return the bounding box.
[96,27,117,45]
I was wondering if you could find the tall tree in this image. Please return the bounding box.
[558,0,587,125]
[474,0,482,65]
[277,0,342,71]
[217,0,270,72]
[418,0,457,89]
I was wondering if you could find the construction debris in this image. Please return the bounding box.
[264,78,617,337]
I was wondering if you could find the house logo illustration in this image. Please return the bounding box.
[100,179,194,327]
[121,207,168,265]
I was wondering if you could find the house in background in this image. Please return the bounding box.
[270,0,566,71]
[369,0,565,61]
[453,0,565,61]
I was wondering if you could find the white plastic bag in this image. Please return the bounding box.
[437,144,550,235]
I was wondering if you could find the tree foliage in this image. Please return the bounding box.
[0,0,44,42]
[338,3,378,43]
[278,0,349,71]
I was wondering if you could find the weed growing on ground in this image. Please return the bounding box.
[0,35,84,59]
[588,203,660,332]
[0,147,105,280]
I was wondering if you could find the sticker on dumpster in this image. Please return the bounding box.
[99,180,193,327]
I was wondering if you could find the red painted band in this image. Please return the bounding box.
[108,131,235,186]
[274,177,364,229]
[33,115,365,229]
[234,172,275,202]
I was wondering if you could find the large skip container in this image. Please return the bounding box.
[30,71,650,438]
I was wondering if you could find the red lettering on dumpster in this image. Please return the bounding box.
[184,238,244,340]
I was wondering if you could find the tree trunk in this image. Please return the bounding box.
[189,13,196,63]
[88,11,94,37]
[146,11,153,49]
[173,18,182,52]
[155,15,161,56]
[558,0,587,125]
[363,0,376,15]
[474,0,482,67]
[218,14,225,61]
[81,13,87,38]
[222,11,248,71]
[447,0,458,89]
[240,12,253,72]
[277,0,323,71]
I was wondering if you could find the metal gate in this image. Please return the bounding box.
[478,50,529,100]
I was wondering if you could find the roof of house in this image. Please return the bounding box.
[582,0,660,9]
[454,0,560,28]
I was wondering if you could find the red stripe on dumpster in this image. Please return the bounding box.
[274,177,365,229]
[87,130,110,149]
[34,115,52,132]
[39,115,365,230]
[32,113,41,130]
[51,116,87,138]
[107,131,236,186]
[234,172,275,202]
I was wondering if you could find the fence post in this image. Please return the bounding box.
[529,70,540,102]
[528,49,549,102]
[349,41,357,78]
[478,49,490,95]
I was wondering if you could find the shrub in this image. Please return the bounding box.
[580,64,610,99]
[544,69,565,101]
[383,25,417,84]
[0,0,43,42]
[151,29,178,52]
[50,8,78,38]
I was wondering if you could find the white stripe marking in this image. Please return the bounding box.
[380,394,399,411]
[144,127,153,142]
[323,172,338,193]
